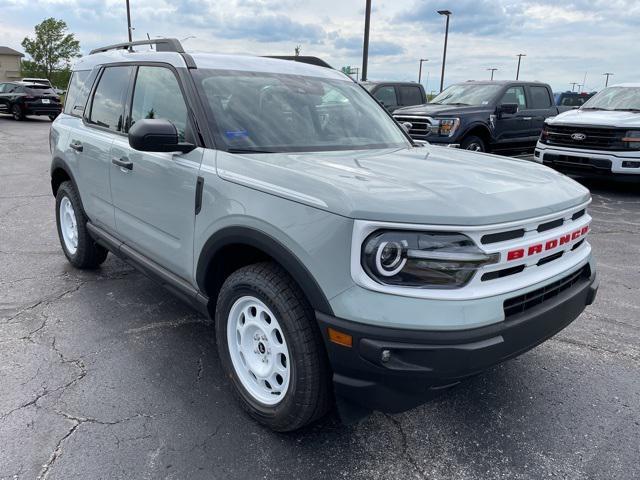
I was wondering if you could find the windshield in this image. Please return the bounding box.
[430,83,502,106]
[582,87,640,111]
[193,69,410,153]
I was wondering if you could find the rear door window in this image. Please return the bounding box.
[398,86,423,106]
[87,66,134,132]
[529,86,552,108]
[373,86,398,108]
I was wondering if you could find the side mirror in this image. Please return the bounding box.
[400,121,413,133]
[499,103,519,116]
[128,119,196,153]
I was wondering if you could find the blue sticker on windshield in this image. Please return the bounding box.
[225,129,249,139]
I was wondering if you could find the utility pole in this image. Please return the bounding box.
[361,0,372,81]
[603,72,614,87]
[515,53,526,80]
[487,67,497,80]
[418,59,428,84]
[126,0,133,42]
[437,10,451,92]
[570,82,578,92]
[577,84,583,93]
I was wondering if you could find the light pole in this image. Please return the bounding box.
[570,82,578,92]
[603,72,614,87]
[437,10,451,92]
[361,0,372,81]
[126,0,133,42]
[515,53,526,80]
[577,84,583,93]
[487,67,497,80]
[418,59,429,84]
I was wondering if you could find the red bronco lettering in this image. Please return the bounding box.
[506,225,589,262]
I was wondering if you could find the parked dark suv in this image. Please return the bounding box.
[0,81,62,121]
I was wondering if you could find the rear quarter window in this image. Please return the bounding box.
[64,70,94,116]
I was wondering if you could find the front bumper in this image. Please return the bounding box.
[535,142,640,179]
[318,267,598,414]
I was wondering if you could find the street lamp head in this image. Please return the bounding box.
[517,53,526,57]
[437,9,452,15]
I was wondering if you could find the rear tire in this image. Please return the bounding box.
[215,262,332,432]
[55,181,108,269]
[461,135,486,152]
[12,105,24,121]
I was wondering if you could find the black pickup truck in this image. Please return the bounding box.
[393,81,568,152]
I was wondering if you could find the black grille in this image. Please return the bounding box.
[543,125,626,151]
[393,115,431,140]
[543,154,612,173]
[503,265,590,318]
[481,229,525,245]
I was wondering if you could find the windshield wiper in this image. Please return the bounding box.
[613,108,640,112]
[227,148,277,154]
[581,107,610,111]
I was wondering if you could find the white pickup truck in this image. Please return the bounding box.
[535,83,640,180]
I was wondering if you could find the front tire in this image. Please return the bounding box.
[12,105,24,121]
[460,135,486,152]
[55,181,108,269]
[215,262,332,432]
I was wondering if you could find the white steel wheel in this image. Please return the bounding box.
[59,196,79,255]
[226,296,291,406]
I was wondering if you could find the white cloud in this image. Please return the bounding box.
[2,0,638,91]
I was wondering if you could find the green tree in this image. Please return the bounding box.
[21,18,80,81]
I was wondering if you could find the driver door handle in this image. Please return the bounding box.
[112,157,133,170]
[69,141,83,152]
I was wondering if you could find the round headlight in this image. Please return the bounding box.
[362,230,499,289]
[375,240,407,276]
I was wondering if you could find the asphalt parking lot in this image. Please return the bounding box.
[1,116,639,480]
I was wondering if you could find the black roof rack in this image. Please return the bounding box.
[90,38,184,55]
[263,56,333,69]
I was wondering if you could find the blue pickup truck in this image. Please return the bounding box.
[393,81,569,153]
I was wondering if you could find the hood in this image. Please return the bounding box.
[216,146,590,226]
[548,108,640,128]
[393,103,491,117]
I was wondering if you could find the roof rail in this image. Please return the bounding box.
[264,56,333,69]
[89,38,184,55]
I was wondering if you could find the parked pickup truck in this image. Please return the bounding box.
[361,81,427,113]
[535,83,640,180]
[393,80,568,152]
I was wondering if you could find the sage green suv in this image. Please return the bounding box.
[50,39,598,431]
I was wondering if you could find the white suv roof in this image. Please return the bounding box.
[73,48,347,82]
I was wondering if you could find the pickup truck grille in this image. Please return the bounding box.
[393,115,432,140]
[543,125,626,151]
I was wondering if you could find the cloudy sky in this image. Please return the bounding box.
[2,0,638,92]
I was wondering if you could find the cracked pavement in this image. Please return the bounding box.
[1,116,639,479]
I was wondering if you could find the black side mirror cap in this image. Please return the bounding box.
[128,118,196,153]
[499,103,519,115]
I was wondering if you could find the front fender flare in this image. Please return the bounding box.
[196,226,334,316]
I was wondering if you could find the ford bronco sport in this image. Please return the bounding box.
[50,39,598,432]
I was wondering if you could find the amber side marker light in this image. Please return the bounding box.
[328,328,353,348]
